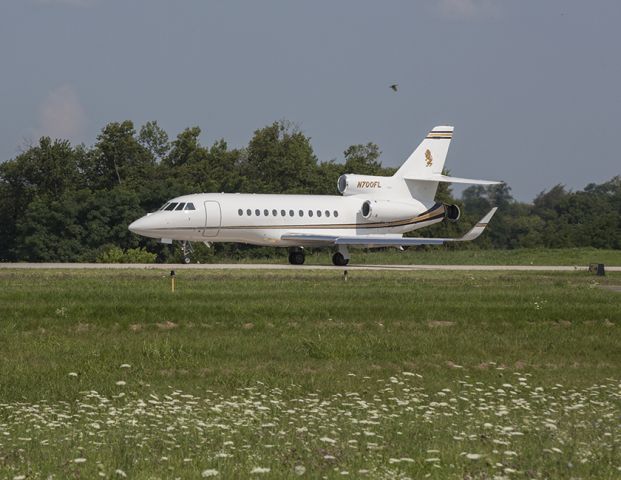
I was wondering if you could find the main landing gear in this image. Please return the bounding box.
[288,247,305,265]
[331,246,350,266]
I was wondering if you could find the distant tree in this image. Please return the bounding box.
[83,121,154,189]
[343,143,384,175]
[138,121,170,162]
[241,121,318,193]
[165,126,204,167]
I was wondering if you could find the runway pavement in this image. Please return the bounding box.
[1,263,620,272]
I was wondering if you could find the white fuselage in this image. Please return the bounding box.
[128,193,445,247]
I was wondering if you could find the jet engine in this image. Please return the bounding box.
[337,174,385,196]
[444,204,461,222]
[361,200,423,222]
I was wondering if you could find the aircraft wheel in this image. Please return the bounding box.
[332,252,349,266]
[183,256,191,264]
[288,251,305,265]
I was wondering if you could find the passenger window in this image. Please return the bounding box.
[255,209,260,216]
[185,203,195,210]
[299,210,304,217]
[247,209,252,216]
[317,210,322,217]
[289,210,294,217]
[165,203,178,211]
[309,210,313,217]
[264,209,269,216]
[238,209,243,216]
[281,210,286,216]
[272,209,277,216]
[334,211,338,217]
[175,203,186,211]
[325,210,330,217]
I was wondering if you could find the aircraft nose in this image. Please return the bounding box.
[128,217,149,235]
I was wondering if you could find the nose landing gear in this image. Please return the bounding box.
[181,241,194,264]
[288,247,305,265]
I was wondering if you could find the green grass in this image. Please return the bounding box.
[0,269,620,478]
[213,247,621,266]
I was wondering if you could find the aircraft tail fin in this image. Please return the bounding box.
[393,126,453,203]
[394,126,453,179]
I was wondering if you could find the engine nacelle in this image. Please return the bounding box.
[338,174,386,196]
[444,204,461,222]
[361,199,424,222]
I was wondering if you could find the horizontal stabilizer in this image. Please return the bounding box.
[404,173,501,185]
[281,208,498,247]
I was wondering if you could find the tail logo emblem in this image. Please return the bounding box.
[425,149,433,167]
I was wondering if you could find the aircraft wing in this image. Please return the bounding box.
[281,208,497,247]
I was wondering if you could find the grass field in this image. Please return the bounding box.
[0,269,620,478]
[214,247,621,266]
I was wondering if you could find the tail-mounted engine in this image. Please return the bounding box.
[338,174,385,196]
[361,199,423,222]
[444,204,461,222]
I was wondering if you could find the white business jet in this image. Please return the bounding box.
[128,126,500,265]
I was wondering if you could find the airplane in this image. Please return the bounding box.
[128,126,500,266]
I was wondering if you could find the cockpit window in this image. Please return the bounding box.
[184,203,195,210]
[175,203,186,211]
[159,203,170,211]
[164,203,178,211]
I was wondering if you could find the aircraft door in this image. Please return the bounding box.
[203,201,221,237]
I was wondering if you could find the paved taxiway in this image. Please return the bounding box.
[1,263,619,272]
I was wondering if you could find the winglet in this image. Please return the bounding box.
[453,208,498,242]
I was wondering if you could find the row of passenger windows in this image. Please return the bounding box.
[239,208,339,218]
[158,202,196,211]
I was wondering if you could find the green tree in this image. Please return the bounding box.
[138,121,170,162]
[83,121,154,189]
[241,121,318,193]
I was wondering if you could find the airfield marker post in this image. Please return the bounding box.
[343,270,348,282]
[170,270,176,292]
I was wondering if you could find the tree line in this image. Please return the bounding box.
[0,120,619,262]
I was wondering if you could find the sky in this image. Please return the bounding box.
[1,0,620,201]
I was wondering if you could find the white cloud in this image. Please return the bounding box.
[437,0,499,19]
[35,84,86,142]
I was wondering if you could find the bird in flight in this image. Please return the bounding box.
[390,84,398,92]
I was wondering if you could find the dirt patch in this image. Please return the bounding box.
[75,323,92,333]
[242,322,255,330]
[428,321,455,328]
[129,324,143,332]
[156,321,178,330]
[599,285,621,293]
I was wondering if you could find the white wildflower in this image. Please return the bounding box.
[320,436,336,444]
[294,465,306,476]
[68,372,78,377]
[115,381,126,386]
[74,458,87,463]
[466,453,483,460]
[201,469,219,478]
[120,364,131,369]
[115,470,127,478]
[251,467,270,474]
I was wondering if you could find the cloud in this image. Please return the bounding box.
[437,0,499,19]
[35,85,86,142]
